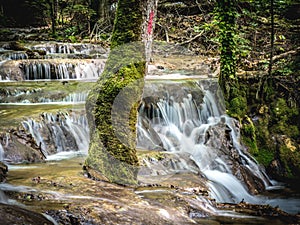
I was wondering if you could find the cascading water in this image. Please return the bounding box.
[21,60,104,80]
[30,43,107,55]
[0,143,4,162]
[0,59,105,81]
[137,79,300,214]
[0,51,28,60]
[21,112,89,160]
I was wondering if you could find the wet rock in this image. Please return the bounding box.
[46,209,96,225]
[267,159,285,179]
[217,202,300,224]
[138,151,201,177]
[0,131,45,164]
[0,203,54,225]
[0,162,8,182]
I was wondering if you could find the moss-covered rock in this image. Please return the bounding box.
[228,95,247,119]
[239,77,300,182]
[241,116,259,156]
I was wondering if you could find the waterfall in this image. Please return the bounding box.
[138,80,275,205]
[0,190,8,203]
[21,112,89,159]
[0,51,28,60]
[0,143,4,162]
[62,92,89,103]
[21,60,104,80]
[24,61,51,80]
[39,92,89,104]
[30,43,107,55]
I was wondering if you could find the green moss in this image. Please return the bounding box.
[110,0,144,49]
[228,95,247,119]
[238,75,300,181]
[241,116,259,156]
[255,148,275,167]
[85,131,138,185]
[279,145,300,179]
[0,29,12,35]
[85,54,145,184]
[270,98,299,139]
[85,1,146,184]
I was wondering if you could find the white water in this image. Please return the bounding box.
[23,61,103,80]
[0,143,4,161]
[30,42,107,55]
[137,80,300,214]
[21,112,89,158]
[0,51,28,60]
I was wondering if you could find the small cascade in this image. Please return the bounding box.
[24,61,51,80]
[38,92,89,104]
[20,60,104,80]
[21,112,89,158]
[62,92,89,103]
[0,143,4,161]
[30,43,107,55]
[138,80,275,206]
[0,41,107,81]
[0,51,28,60]
[0,86,89,104]
[0,190,8,203]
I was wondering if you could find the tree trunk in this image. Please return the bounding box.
[48,0,58,34]
[268,0,274,77]
[85,0,158,185]
[99,0,110,21]
[216,0,247,118]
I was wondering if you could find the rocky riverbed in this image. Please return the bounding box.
[0,156,298,225]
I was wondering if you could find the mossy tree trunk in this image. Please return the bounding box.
[85,0,158,185]
[216,0,247,119]
[47,0,58,35]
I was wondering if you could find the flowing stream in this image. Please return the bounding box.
[0,41,299,223]
[137,80,300,214]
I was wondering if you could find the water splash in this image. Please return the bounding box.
[21,112,89,158]
[0,51,28,60]
[137,80,278,205]
[0,143,4,162]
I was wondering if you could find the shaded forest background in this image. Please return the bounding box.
[0,0,299,183]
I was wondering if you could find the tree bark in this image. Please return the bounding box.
[268,0,274,77]
[85,0,158,185]
[48,0,58,34]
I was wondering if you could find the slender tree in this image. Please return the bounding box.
[47,0,58,34]
[216,0,247,118]
[268,0,274,76]
[85,0,158,185]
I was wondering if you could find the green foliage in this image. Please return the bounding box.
[235,33,252,59]
[270,98,299,138]
[273,59,293,76]
[64,26,78,36]
[242,116,259,156]
[63,26,79,42]
[246,0,294,15]
[68,36,78,43]
[215,0,238,96]
[279,145,300,178]
[255,148,275,167]
[228,95,247,118]
[193,25,201,33]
